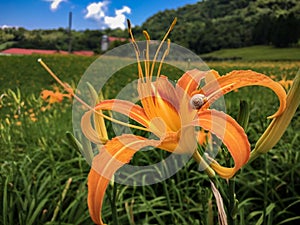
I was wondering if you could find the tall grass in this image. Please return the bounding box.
[0,55,299,224]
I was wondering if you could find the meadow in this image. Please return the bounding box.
[0,54,299,225]
[200,46,300,61]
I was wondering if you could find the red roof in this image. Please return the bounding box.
[1,48,94,56]
[108,36,128,42]
[73,50,94,56]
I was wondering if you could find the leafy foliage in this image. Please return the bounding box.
[142,0,300,52]
[0,27,128,53]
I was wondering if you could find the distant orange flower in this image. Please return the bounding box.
[278,74,293,90]
[41,86,72,108]
[29,113,37,122]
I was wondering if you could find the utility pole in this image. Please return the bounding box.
[68,11,72,53]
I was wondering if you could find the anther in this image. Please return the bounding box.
[143,30,150,40]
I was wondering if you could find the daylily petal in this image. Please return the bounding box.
[81,110,108,144]
[157,126,197,154]
[176,69,208,97]
[153,78,181,132]
[251,70,300,160]
[204,70,220,84]
[175,69,215,125]
[155,76,180,110]
[88,169,107,225]
[41,90,52,100]
[41,90,64,104]
[95,99,150,128]
[88,134,160,225]
[138,77,181,132]
[197,70,287,118]
[192,109,250,179]
[81,99,153,144]
[137,81,157,120]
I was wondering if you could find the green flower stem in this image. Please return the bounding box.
[51,178,72,222]
[237,100,250,131]
[227,101,249,225]
[263,154,268,225]
[107,182,119,225]
[112,182,119,225]
[250,70,300,162]
[228,178,237,225]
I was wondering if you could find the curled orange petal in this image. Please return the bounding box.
[81,110,106,144]
[193,109,250,178]
[198,70,287,118]
[95,99,150,128]
[176,69,207,96]
[204,70,220,85]
[88,135,160,225]
[81,99,152,144]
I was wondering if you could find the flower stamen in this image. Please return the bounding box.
[156,38,171,80]
[150,18,177,81]
[38,58,151,134]
[127,19,144,82]
[143,30,151,82]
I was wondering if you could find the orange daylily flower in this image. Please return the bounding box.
[41,89,62,103]
[278,74,293,91]
[41,86,72,108]
[81,20,287,225]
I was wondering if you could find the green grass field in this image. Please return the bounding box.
[0,54,299,225]
[200,45,300,61]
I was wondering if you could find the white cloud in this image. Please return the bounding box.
[46,0,67,11]
[85,1,108,20]
[85,2,131,30]
[104,6,131,30]
[1,25,18,29]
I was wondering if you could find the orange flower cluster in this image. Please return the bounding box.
[278,75,293,90]
[40,86,72,109]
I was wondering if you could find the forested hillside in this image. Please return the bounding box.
[1,0,299,53]
[0,27,128,53]
[142,0,300,53]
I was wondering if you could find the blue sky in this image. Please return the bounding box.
[0,0,200,30]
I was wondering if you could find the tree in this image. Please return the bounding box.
[271,13,300,47]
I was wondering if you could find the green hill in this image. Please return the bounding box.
[200,45,300,61]
[141,0,300,53]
